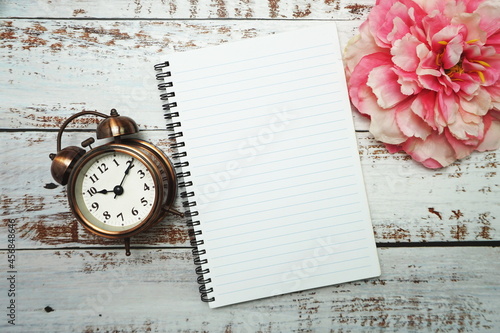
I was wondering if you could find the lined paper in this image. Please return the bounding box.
[161,24,380,308]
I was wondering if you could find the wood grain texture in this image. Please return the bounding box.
[1,131,498,249]
[1,247,499,332]
[1,0,500,331]
[1,0,375,20]
[0,19,370,131]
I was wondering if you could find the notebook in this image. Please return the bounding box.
[154,23,380,308]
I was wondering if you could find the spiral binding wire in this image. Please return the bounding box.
[155,61,215,303]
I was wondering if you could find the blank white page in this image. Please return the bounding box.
[160,23,380,308]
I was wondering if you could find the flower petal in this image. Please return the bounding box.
[444,128,477,159]
[367,65,409,108]
[395,68,422,95]
[441,38,464,69]
[415,44,443,91]
[453,74,481,96]
[387,15,411,43]
[370,1,409,47]
[391,33,422,72]
[402,133,457,168]
[452,12,486,44]
[384,143,403,153]
[348,52,392,109]
[396,99,433,139]
[459,88,492,116]
[484,84,500,110]
[477,112,500,151]
[437,92,458,124]
[369,107,408,145]
[475,0,500,39]
[344,22,386,77]
[422,10,451,46]
[447,108,483,142]
[410,90,438,130]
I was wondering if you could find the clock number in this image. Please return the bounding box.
[144,183,150,191]
[117,213,124,221]
[86,187,97,197]
[113,159,120,167]
[97,163,108,174]
[131,207,139,216]
[125,159,135,173]
[91,202,99,211]
[137,169,145,179]
[103,211,111,220]
[140,197,148,206]
[89,173,99,184]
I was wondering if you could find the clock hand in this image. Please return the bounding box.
[114,158,135,199]
[118,158,135,187]
[96,189,113,194]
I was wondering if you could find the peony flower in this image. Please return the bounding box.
[344,0,500,168]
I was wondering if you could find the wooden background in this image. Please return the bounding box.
[1,0,499,331]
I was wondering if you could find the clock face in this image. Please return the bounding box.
[72,149,159,233]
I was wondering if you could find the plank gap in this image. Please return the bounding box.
[377,241,500,248]
[0,128,371,133]
[3,242,499,253]
[0,17,358,22]
[0,245,194,252]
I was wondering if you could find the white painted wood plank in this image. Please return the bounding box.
[0,131,188,250]
[1,247,499,332]
[1,0,375,20]
[1,131,498,249]
[361,142,500,244]
[0,19,370,131]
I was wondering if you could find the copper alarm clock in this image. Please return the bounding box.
[49,109,182,255]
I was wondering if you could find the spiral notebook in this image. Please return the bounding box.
[155,23,380,308]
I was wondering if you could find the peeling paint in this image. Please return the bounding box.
[428,207,442,220]
[0,30,16,40]
[450,209,463,220]
[21,36,47,50]
[325,0,341,11]
[345,4,372,16]
[73,9,87,17]
[476,212,494,240]
[293,4,312,18]
[211,0,228,18]
[380,224,410,241]
[269,0,280,18]
[451,223,468,241]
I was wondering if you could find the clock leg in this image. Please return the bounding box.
[124,237,131,256]
[164,207,184,217]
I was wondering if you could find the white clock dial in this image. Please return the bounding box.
[74,150,158,232]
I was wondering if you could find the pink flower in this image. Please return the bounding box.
[344,0,500,168]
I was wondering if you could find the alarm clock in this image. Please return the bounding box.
[49,109,182,255]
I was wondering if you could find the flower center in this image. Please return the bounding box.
[437,40,489,84]
[445,59,464,79]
